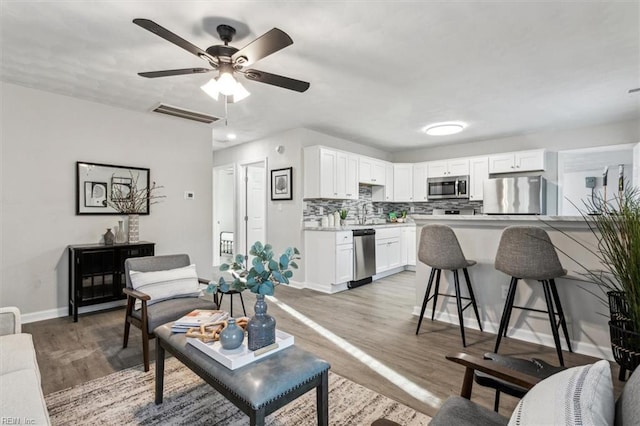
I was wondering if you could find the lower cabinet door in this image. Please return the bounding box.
[387,239,402,269]
[335,244,353,283]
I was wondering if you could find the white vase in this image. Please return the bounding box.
[115,220,126,244]
[128,214,139,243]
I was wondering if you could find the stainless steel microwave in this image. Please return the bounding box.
[427,175,469,200]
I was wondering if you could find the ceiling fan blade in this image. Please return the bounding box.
[232,28,293,67]
[138,68,213,78]
[133,18,215,63]
[243,69,310,92]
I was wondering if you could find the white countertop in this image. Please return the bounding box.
[411,214,586,222]
[303,222,416,231]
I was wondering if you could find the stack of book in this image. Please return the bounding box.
[171,309,228,333]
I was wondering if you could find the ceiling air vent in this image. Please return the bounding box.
[152,103,220,124]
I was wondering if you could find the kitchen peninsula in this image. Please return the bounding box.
[411,214,611,360]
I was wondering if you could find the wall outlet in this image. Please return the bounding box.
[184,191,195,200]
[378,207,383,214]
[501,285,510,299]
[410,206,415,213]
[318,206,324,215]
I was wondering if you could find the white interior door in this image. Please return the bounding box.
[246,162,266,249]
[212,164,235,266]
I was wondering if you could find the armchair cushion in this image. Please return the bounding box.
[132,297,218,333]
[508,359,614,426]
[430,396,508,426]
[129,263,200,309]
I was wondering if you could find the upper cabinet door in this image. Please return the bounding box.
[335,151,348,199]
[427,160,448,178]
[393,164,413,202]
[345,154,359,200]
[413,163,428,201]
[469,156,489,201]
[489,149,546,174]
[515,150,545,172]
[448,158,470,176]
[320,148,338,198]
[359,156,386,185]
[384,163,394,201]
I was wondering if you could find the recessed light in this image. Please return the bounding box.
[424,122,467,136]
[227,133,237,140]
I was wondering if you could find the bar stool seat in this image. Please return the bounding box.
[494,226,573,365]
[416,225,483,347]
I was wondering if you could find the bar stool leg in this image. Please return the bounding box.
[541,280,565,366]
[463,268,483,331]
[502,278,519,337]
[416,268,436,335]
[230,294,234,317]
[494,277,518,353]
[494,390,501,412]
[549,279,572,352]
[431,269,442,321]
[453,269,467,347]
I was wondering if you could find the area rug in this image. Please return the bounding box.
[45,357,431,425]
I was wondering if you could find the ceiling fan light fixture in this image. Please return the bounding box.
[217,72,237,96]
[200,78,220,100]
[233,82,251,102]
[424,122,467,136]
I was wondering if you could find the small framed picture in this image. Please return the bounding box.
[84,182,107,207]
[270,167,293,200]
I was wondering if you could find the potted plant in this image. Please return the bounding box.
[339,209,348,226]
[207,241,301,350]
[107,173,164,243]
[556,186,640,379]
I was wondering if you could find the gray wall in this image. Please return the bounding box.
[391,119,640,162]
[1,82,214,321]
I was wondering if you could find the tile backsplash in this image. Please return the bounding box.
[303,184,483,223]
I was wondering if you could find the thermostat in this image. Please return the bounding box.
[184,191,195,200]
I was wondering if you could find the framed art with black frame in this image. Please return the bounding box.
[270,167,293,201]
[76,161,150,215]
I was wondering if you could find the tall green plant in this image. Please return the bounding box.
[569,186,640,330]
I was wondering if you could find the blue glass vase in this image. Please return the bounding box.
[219,318,244,350]
[247,294,276,351]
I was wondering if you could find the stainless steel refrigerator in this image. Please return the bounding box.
[483,175,547,214]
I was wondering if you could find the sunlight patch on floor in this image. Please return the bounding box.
[268,295,443,409]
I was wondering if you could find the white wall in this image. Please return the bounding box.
[392,119,640,162]
[211,128,391,283]
[1,82,213,321]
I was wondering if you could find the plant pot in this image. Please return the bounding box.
[608,291,630,321]
[608,319,640,381]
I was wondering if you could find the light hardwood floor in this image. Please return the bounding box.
[25,271,623,419]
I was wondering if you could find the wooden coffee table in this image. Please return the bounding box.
[154,323,331,426]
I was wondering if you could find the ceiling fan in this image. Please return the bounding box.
[133,18,310,102]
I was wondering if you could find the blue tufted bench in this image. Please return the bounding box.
[154,323,331,426]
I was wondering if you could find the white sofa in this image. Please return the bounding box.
[0,307,50,425]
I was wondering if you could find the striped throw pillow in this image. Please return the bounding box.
[129,264,200,309]
[509,359,614,426]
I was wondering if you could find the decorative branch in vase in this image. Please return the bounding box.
[106,172,164,243]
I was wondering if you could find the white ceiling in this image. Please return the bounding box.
[1,1,638,152]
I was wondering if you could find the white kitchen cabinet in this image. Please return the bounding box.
[372,162,394,202]
[469,156,489,201]
[413,162,428,202]
[375,227,402,274]
[304,230,353,292]
[427,158,470,178]
[304,146,357,199]
[402,226,417,266]
[359,156,386,185]
[336,151,358,200]
[393,164,414,202]
[489,149,546,174]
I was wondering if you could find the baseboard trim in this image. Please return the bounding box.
[22,300,127,324]
[412,306,614,361]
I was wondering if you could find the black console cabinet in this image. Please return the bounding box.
[68,242,155,322]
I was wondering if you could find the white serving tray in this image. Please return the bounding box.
[187,330,294,370]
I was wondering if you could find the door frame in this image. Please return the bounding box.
[212,163,236,266]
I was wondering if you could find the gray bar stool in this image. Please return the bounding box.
[416,225,483,347]
[494,226,572,365]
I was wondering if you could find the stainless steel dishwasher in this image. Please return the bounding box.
[349,228,376,288]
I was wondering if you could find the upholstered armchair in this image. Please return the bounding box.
[429,352,639,425]
[122,254,218,371]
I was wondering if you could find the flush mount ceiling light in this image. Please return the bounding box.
[424,122,467,136]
